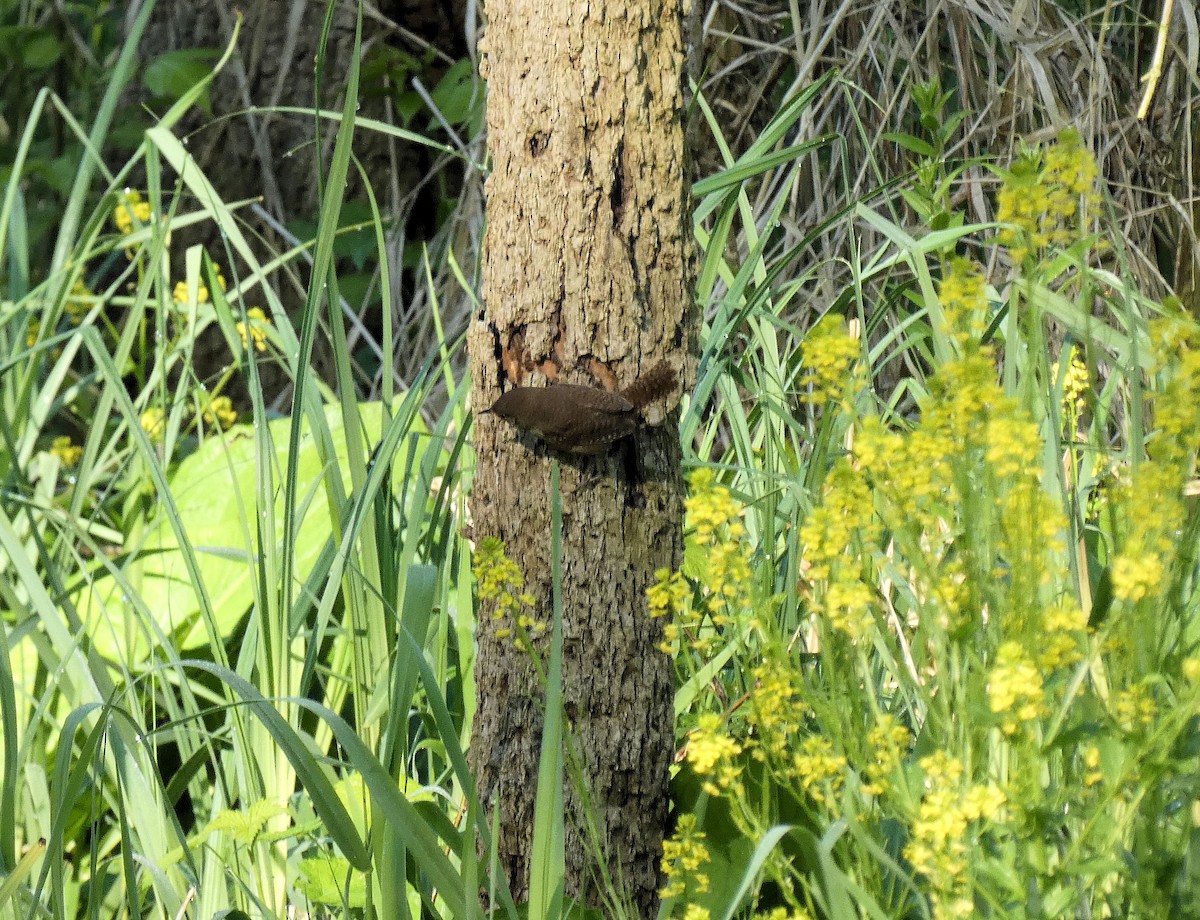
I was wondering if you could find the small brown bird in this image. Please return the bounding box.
[484,362,676,455]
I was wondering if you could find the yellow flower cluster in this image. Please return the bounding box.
[984,414,1040,481]
[754,908,813,920]
[1043,130,1101,197]
[472,537,544,647]
[1052,353,1090,415]
[1081,744,1104,787]
[113,189,152,234]
[202,395,238,430]
[1111,321,1200,605]
[854,419,953,528]
[689,469,748,543]
[819,577,875,642]
[648,568,689,620]
[905,752,1006,919]
[687,713,743,796]
[1112,680,1157,736]
[237,307,272,353]
[1151,345,1200,444]
[659,814,711,899]
[937,257,989,350]
[799,314,859,407]
[653,468,754,655]
[140,407,166,442]
[172,266,226,306]
[49,435,82,466]
[861,714,912,798]
[1036,600,1087,671]
[987,640,1048,735]
[1184,657,1200,684]
[914,559,970,633]
[802,259,1055,650]
[792,735,847,810]
[999,479,1068,601]
[747,658,810,761]
[996,129,1101,263]
[798,459,878,583]
[865,260,1037,522]
[799,459,881,643]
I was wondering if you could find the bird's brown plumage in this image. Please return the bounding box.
[485,362,676,455]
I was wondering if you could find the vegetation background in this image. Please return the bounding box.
[0,0,1198,918]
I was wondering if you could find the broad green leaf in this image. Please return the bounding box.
[75,401,425,662]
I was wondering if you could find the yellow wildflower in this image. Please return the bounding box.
[49,436,83,467]
[648,568,689,619]
[1113,680,1157,735]
[799,458,879,582]
[113,189,152,234]
[473,537,544,649]
[1111,550,1162,604]
[937,257,988,349]
[862,714,911,797]
[1082,745,1103,787]
[686,468,746,545]
[820,576,876,642]
[202,395,238,431]
[920,751,964,788]
[996,129,1100,263]
[961,783,1005,822]
[140,407,166,442]
[687,713,743,796]
[987,640,1047,734]
[1053,353,1090,412]
[659,814,711,899]
[799,314,859,407]
[906,752,1006,919]
[791,735,846,809]
[984,415,1039,481]
[747,657,810,761]
[755,909,813,920]
[236,307,271,353]
[173,267,226,305]
[1184,657,1200,684]
[1037,600,1087,671]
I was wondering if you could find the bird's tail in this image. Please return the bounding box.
[621,361,676,410]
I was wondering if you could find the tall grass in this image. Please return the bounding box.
[2,3,1198,920]
[0,9,503,920]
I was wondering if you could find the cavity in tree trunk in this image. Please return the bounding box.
[466,0,694,913]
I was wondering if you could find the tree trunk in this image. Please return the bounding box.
[466,0,693,913]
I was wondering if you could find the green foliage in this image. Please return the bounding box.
[427,59,486,135]
[75,401,427,661]
[0,2,133,262]
[662,120,1200,919]
[361,44,484,137]
[885,79,972,234]
[0,8,499,920]
[2,1,1197,918]
[142,48,223,116]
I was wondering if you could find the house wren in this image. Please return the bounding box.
[484,361,677,455]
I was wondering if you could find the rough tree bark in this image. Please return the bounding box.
[466,0,694,914]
